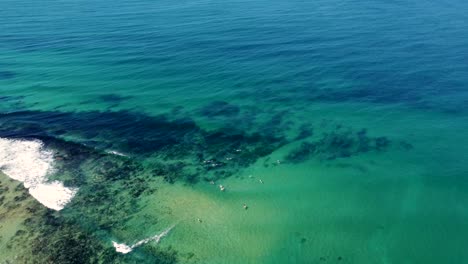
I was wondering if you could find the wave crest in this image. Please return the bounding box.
[0,137,77,210]
[112,225,175,254]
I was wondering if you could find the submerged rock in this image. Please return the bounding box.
[285,126,392,163]
[199,101,240,118]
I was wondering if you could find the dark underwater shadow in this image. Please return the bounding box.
[0,106,402,263]
[0,70,16,79]
[0,109,287,184]
[0,105,290,263]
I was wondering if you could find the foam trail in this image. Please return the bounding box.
[106,150,128,157]
[0,137,78,211]
[113,225,175,254]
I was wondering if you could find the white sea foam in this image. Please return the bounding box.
[106,150,127,157]
[112,225,175,254]
[29,181,78,211]
[112,241,133,254]
[0,137,78,211]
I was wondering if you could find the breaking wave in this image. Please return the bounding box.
[0,137,77,211]
[112,225,175,254]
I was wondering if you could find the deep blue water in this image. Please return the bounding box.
[2,0,468,113]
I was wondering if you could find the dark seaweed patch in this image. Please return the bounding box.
[295,123,313,140]
[399,141,414,150]
[334,162,368,173]
[311,87,411,104]
[0,110,201,155]
[170,106,185,116]
[258,110,294,138]
[1,139,177,263]
[0,109,286,184]
[65,156,155,230]
[0,96,16,101]
[285,128,391,163]
[3,135,151,230]
[306,79,468,114]
[142,245,179,264]
[0,70,16,79]
[150,128,285,183]
[0,107,283,264]
[286,142,317,163]
[151,161,196,184]
[12,208,126,264]
[98,94,133,107]
[0,95,24,107]
[307,68,431,105]
[199,101,240,117]
[43,136,106,186]
[31,221,109,264]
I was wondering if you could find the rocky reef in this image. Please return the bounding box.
[0,137,178,264]
[285,127,391,163]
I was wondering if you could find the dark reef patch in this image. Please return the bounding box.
[0,95,19,101]
[295,123,313,140]
[98,94,133,107]
[0,95,25,108]
[0,70,16,79]
[305,68,448,108]
[0,108,289,262]
[310,86,421,104]
[305,78,468,114]
[0,138,177,264]
[399,141,414,150]
[32,136,156,229]
[0,109,286,185]
[150,127,286,184]
[199,101,240,117]
[258,110,294,138]
[0,110,201,155]
[29,220,112,264]
[10,205,175,264]
[285,127,391,163]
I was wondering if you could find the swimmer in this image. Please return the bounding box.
[259,179,264,184]
[243,204,248,210]
[210,180,215,185]
[197,218,202,223]
[219,185,225,191]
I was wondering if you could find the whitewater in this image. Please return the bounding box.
[0,137,77,210]
[112,225,175,254]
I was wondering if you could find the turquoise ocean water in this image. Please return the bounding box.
[1,0,468,263]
